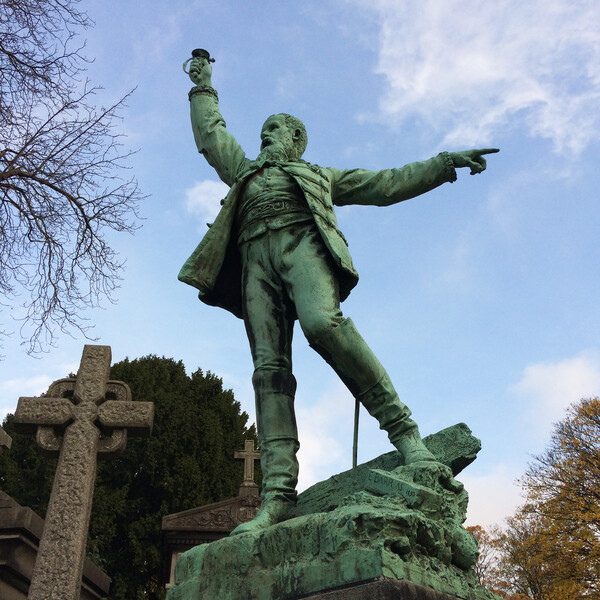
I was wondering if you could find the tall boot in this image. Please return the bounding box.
[230,368,300,536]
[309,318,435,464]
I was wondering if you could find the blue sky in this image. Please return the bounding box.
[2,0,600,529]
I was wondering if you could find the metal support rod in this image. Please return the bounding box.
[352,397,360,468]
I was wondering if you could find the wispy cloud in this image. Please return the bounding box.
[354,0,600,154]
[511,349,600,436]
[184,180,229,224]
[439,234,473,287]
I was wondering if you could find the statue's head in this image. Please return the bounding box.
[260,114,307,161]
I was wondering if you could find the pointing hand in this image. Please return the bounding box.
[450,148,499,175]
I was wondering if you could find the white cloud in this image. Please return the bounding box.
[184,180,229,224]
[355,0,600,154]
[511,350,600,436]
[462,464,523,528]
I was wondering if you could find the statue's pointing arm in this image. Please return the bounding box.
[187,54,248,186]
[331,149,499,207]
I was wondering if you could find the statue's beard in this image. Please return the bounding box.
[257,143,292,162]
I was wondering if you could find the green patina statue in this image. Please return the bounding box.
[179,50,498,538]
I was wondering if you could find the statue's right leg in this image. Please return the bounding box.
[230,368,300,535]
[231,233,300,535]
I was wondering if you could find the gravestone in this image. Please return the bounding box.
[0,491,110,600]
[0,418,109,599]
[161,439,261,589]
[235,439,261,490]
[13,345,154,600]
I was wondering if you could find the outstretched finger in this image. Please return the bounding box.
[475,148,499,155]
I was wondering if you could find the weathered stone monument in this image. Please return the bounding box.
[170,49,501,599]
[162,440,262,589]
[0,414,110,599]
[13,345,154,600]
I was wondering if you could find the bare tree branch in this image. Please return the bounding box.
[0,0,144,354]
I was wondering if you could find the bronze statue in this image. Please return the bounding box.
[180,50,498,535]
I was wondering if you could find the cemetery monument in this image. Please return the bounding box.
[13,345,154,600]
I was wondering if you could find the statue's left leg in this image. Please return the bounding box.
[308,318,436,465]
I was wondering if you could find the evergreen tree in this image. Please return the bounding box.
[0,355,257,599]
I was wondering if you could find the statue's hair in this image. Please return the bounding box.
[271,113,308,159]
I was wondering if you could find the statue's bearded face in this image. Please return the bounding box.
[260,115,299,160]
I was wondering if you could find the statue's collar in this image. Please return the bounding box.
[251,158,308,169]
[252,158,287,170]
[239,159,308,180]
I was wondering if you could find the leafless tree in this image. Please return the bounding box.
[0,0,143,354]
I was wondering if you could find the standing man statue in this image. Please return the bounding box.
[179,49,498,535]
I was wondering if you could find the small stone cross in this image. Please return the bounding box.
[235,439,260,488]
[14,345,154,600]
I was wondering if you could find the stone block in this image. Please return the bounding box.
[167,460,494,600]
[297,423,479,517]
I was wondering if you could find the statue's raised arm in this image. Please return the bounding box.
[186,50,250,186]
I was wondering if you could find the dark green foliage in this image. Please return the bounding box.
[0,415,57,516]
[0,355,257,600]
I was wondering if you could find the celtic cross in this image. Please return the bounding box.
[14,345,154,600]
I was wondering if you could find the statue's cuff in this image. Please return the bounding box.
[439,151,457,183]
[188,85,219,101]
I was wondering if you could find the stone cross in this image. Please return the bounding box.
[234,439,260,488]
[13,345,154,600]
[0,427,11,453]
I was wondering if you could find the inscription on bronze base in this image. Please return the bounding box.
[302,578,478,600]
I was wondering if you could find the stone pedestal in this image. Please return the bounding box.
[167,467,498,600]
[166,425,499,600]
